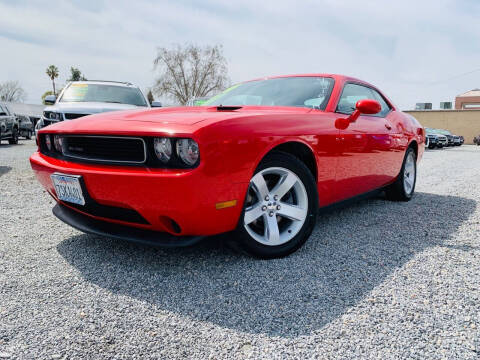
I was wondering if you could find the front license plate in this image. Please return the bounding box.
[51,173,86,206]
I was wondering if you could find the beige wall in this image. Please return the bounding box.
[405,110,480,145]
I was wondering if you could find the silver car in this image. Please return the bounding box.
[36,80,161,130]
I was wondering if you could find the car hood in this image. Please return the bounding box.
[44,102,146,114]
[41,106,313,136]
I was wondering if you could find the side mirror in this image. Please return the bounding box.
[335,99,381,130]
[356,99,381,115]
[151,101,162,108]
[44,95,56,105]
[347,99,381,123]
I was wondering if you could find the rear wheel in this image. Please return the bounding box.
[26,131,32,140]
[385,147,416,201]
[234,151,318,259]
[8,128,18,145]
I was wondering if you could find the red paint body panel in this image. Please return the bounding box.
[30,74,425,237]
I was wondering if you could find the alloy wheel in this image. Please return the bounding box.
[243,167,308,246]
[403,151,415,195]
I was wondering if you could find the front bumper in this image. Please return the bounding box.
[30,151,247,237]
[53,203,204,247]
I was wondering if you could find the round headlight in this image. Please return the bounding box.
[54,135,63,152]
[45,134,52,151]
[49,112,61,120]
[153,137,172,163]
[176,138,199,166]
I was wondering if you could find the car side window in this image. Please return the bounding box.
[369,88,391,117]
[337,83,391,117]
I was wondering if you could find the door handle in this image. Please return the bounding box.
[385,123,392,130]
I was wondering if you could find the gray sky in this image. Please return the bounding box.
[1,0,479,109]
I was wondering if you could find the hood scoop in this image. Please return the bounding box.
[215,105,243,111]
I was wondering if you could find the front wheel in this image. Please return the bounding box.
[234,151,318,259]
[385,147,416,201]
[26,131,32,140]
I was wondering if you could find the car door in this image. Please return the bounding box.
[334,83,397,201]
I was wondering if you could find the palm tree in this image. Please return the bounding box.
[46,65,59,95]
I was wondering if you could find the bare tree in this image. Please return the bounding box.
[153,44,229,105]
[0,81,27,102]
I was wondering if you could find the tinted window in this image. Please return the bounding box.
[60,84,148,106]
[203,77,334,110]
[337,83,391,117]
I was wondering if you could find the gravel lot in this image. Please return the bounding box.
[1,140,479,359]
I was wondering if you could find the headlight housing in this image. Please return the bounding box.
[53,135,63,153]
[176,138,199,166]
[153,137,172,163]
[45,134,52,151]
[43,111,62,120]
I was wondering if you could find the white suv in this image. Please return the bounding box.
[37,80,161,130]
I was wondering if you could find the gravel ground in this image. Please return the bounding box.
[1,140,479,359]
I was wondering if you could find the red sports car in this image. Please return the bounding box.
[30,74,425,258]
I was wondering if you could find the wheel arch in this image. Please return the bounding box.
[254,140,318,181]
[408,139,418,157]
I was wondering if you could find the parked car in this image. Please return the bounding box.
[435,129,456,146]
[453,135,462,146]
[31,74,425,258]
[459,136,464,145]
[36,80,162,130]
[474,135,480,145]
[425,128,447,148]
[16,115,34,139]
[425,135,430,149]
[0,103,19,144]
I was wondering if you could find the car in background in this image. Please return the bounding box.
[453,135,462,146]
[425,128,447,148]
[17,115,34,139]
[0,103,19,144]
[474,135,480,145]
[36,80,162,130]
[435,129,456,146]
[459,136,464,145]
[31,73,425,258]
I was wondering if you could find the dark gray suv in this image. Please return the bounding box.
[0,103,19,144]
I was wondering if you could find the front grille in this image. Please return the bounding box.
[64,113,89,120]
[63,136,146,164]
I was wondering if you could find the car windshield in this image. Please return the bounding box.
[435,129,452,135]
[203,77,334,109]
[60,83,148,106]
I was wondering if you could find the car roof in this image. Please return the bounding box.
[68,80,137,87]
[248,73,372,85]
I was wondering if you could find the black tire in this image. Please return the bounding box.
[26,131,31,140]
[233,151,318,259]
[385,147,416,202]
[428,144,436,149]
[8,128,18,145]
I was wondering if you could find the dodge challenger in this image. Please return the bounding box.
[30,74,425,258]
